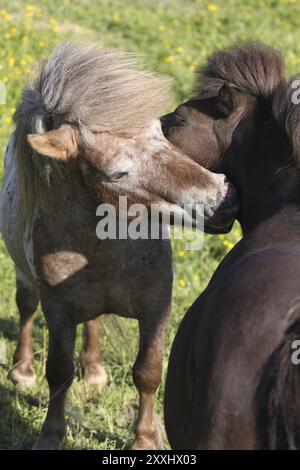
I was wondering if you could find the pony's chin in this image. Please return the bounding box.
[204,219,235,235]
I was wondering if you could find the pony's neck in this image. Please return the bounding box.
[228,109,297,235]
[239,165,300,235]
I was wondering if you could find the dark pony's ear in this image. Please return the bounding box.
[216,82,237,117]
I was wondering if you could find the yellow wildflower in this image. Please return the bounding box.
[208,4,220,12]
[178,250,185,257]
[8,57,15,68]
[178,279,186,287]
[164,55,174,63]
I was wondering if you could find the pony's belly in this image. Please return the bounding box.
[37,239,173,322]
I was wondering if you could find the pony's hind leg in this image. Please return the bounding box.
[10,271,40,387]
[132,305,171,450]
[80,317,107,390]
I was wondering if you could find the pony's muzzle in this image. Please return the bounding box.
[204,178,240,234]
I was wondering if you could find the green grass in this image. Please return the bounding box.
[0,0,299,450]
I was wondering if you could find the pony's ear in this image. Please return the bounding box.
[216,82,237,117]
[27,124,80,160]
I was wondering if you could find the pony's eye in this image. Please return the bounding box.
[111,171,128,181]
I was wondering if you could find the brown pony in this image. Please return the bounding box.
[0,43,238,449]
[162,42,300,449]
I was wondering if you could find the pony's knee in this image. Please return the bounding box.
[133,357,162,393]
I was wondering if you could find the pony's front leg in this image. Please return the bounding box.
[132,307,171,450]
[80,317,107,390]
[33,304,76,450]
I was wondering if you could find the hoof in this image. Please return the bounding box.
[84,363,108,390]
[132,436,159,450]
[132,416,162,450]
[32,438,61,450]
[9,365,36,388]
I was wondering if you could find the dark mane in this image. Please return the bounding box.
[273,75,300,163]
[197,42,300,164]
[196,42,285,99]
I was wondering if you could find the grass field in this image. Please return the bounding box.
[0,0,300,450]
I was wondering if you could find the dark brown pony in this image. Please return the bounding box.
[162,42,300,449]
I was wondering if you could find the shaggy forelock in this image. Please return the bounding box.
[19,42,172,134]
[196,42,285,99]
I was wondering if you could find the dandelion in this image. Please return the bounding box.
[223,240,234,250]
[2,77,8,83]
[52,26,59,33]
[3,116,12,124]
[178,279,186,287]
[39,40,45,48]
[8,57,15,68]
[164,55,174,63]
[3,12,12,22]
[112,14,120,22]
[208,4,220,12]
[21,36,28,44]
[178,250,185,257]
[176,46,184,53]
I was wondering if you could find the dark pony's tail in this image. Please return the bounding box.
[254,310,300,449]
